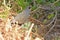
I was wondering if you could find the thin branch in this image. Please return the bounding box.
[46,11,57,27]
[30,0,60,14]
[3,0,6,5]
[3,0,11,10]
[44,11,57,37]
[0,32,4,40]
[52,0,60,5]
[29,17,45,25]
[44,18,57,38]
[25,23,34,40]
[30,5,50,14]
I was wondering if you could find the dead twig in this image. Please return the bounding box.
[25,23,34,40]
[44,11,57,37]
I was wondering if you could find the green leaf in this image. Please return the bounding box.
[55,1,60,6]
[36,0,45,4]
[26,0,32,4]
[49,0,56,3]
[47,13,55,19]
[31,6,37,11]
[21,22,31,30]
[16,0,30,13]
[16,0,29,9]
[0,12,8,18]
[33,13,38,19]
[43,19,47,24]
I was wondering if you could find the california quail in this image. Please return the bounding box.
[15,6,31,24]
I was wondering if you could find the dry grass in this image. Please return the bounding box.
[0,18,26,40]
[0,18,44,40]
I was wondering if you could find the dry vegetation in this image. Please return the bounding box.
[0,0,60,40]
